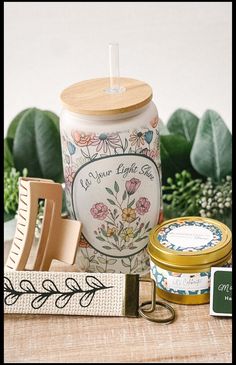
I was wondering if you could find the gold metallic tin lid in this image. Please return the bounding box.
[148,216,232,270]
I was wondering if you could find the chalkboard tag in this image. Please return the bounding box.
[210,267,232,316]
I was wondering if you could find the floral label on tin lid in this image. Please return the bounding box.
[72,154,160,258]
[157,220,222,252]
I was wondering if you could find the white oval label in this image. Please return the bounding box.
[167,226,214,249]
[72,154,160,258]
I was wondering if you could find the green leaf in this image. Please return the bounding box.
[167,109,199,144]
[133,230,140,238]
[121,259,130,267]
[144,221,150,230]
[160,134,196,183]
[122,190,127,201]
[43,110,60,131]
[96,266,105,273]
[158,119,170,135]
[101,228,107,237]
[107,198,116,206]
[127,199,135,208]
[12,108,63,182]
[98,257,106,264]
[123,138,128,151]
[96,236,106,242]
[105,187,114,195]
[104,220,116,227]
[7,109,30,139]
[133,258,138,270]
[107,259,117,265]
[4,211,15,222]
[118,222,124,235]
[163,203,181,220]
[114,181,119,193]
[4,138,14,170]
[102,245,112,250]
[135,236,147,242]
[190,110,232,182]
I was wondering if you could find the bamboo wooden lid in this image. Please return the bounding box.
[60,77,152,116]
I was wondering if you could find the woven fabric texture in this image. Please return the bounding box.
[4,271,126,316]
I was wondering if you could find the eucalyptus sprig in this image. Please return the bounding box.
[162,170,232,226]
[199,176,232,218]
[162,170,202,217]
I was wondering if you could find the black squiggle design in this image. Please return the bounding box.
[4,276,113,309]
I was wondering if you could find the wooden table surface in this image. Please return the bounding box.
[4,240,232,363]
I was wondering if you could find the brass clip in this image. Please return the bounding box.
[139,277,175,324]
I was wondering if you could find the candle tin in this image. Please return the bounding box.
[148,216,232,304]
[60,77,163,275]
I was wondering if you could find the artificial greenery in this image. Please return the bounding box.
[4,108,63,223]
[160,109,232,184]
[162,170,202,217]
[163,170,232,228]
[4,168,28,222]
[4,108,63,181]
[161,108,232,227]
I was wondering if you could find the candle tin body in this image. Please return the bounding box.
[148,217,232,304]
[60,78,163,274]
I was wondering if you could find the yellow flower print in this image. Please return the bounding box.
[121,227,134,242]
[107,227,117,237]
[121,208,136,223]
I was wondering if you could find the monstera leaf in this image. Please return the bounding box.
[7,108,63,182]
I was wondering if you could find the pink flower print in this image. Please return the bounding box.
[136,197,151,215]
[91,133,121,153]
[150,116,159,128]
[90,203,108,220]
[79,235,91,248]
[71,130,94,147]
[162,278,168,289]
[125,178,141,195]
[142,148,158,159]
[64,166,75,186]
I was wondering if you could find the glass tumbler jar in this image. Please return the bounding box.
[60,77,163,274]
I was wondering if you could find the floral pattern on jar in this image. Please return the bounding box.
[60,119,162,274]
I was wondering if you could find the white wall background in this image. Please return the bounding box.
[4,2,232,133]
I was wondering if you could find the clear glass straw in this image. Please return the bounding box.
[105,43,125,94]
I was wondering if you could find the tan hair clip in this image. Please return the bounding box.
[5,177,82,272]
